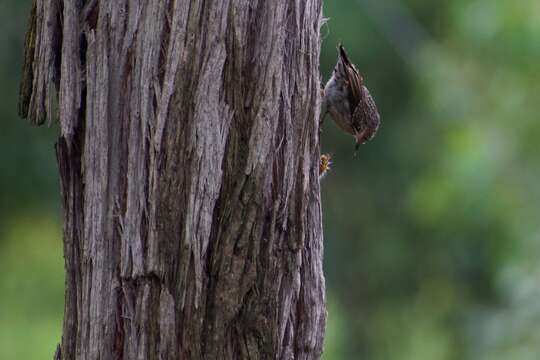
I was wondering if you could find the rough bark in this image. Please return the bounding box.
[20,0,326,359]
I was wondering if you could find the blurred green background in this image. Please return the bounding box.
[1,0,539,358]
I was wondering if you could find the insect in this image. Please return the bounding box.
[319,153,332,180]
[322,45,380,152]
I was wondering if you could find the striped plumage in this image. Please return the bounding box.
[323,45,380,150]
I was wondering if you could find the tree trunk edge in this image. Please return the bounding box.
[22,1,327,359]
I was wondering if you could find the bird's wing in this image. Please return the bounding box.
[352,86,380,141]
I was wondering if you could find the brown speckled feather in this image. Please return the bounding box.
[338,45,363,116]
[353,86,380,143]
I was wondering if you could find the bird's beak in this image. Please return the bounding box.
[355,130,367,146]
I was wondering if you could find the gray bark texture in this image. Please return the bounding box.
[20,0,326,359]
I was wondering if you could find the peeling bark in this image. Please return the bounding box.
[21,0,326,359]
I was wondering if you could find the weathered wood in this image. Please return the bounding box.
[23,1,326,359]
[19,0,61,125]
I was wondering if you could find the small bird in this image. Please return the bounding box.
[322,45,380,151]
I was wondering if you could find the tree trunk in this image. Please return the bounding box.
[20,0,326,359]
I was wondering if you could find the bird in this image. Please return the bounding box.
[322,44,380,151]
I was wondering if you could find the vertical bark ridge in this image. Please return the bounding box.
[56,135,84,360]
[19,0,61,125]
[59,0,82,138]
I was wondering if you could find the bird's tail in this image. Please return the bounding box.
[338,44,353,68]
[334,44,354,81]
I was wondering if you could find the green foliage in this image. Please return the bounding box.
[320,0,540,358]
[0,215,63,359]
